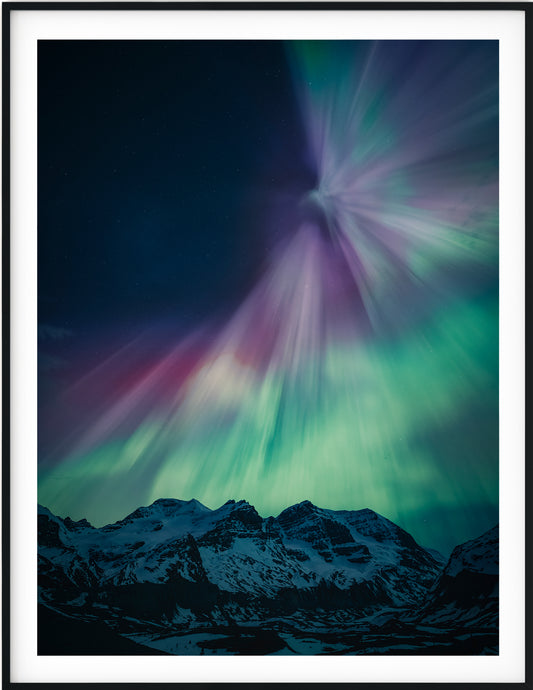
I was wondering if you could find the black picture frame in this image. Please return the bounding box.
[3,2,530,686]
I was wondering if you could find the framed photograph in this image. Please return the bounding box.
[4,2,528,685]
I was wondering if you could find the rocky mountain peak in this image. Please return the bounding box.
[38,498,499,655]
[443,525,498,578]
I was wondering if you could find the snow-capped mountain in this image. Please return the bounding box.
[418,525,499,629]
[39,498,441,604]
[38,499,499,655]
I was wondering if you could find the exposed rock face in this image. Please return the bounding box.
[418,526,499,629]
[38,499,442,604]
[37,500,498,655]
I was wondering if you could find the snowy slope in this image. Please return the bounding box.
[38,499,443,606]
[418,525,498,628]
[442,525,498,577]
[38,501,499,654]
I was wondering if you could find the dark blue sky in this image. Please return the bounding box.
[38,41,314,334]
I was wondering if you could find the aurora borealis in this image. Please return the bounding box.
[38,40,498,555]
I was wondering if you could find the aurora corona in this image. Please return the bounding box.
[38,41,498,555]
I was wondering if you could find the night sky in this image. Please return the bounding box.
[39,41,314,330]
[38,40,499,555]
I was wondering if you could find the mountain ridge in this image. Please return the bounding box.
[38,497,499,655]
[37,498,448,555]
